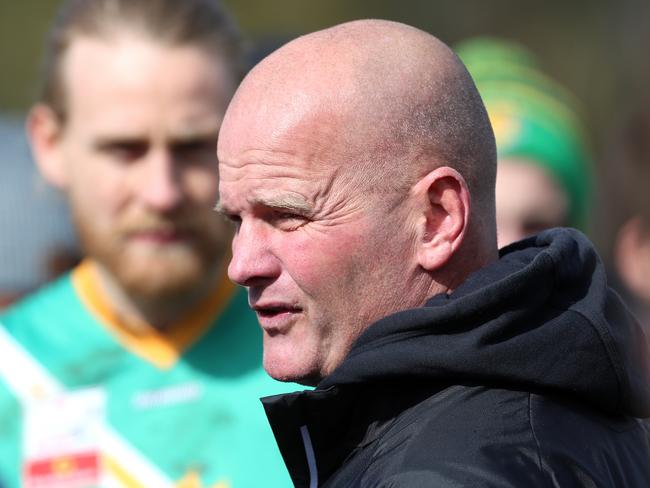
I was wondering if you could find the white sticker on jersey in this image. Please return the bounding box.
[22,387,105,488]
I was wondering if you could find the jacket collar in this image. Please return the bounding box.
[262,382,447,486]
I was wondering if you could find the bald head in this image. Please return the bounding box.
[221,20,496,212]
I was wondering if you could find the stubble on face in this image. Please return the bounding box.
[73,200,231,300]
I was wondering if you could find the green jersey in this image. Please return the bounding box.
[0,261,295,488]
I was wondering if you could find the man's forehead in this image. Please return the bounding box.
[91,114,222,137]
[218,36,365,150]
[217,140,342,215]
[221,20,444,130]
[219,93,352,171]
[63,35,231,106]
[61,40,227,137]
[223,87,332,141]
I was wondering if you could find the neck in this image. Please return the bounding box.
[432,227,499,297]
[91,261,223,332]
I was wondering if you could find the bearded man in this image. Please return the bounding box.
[0,1,294,486]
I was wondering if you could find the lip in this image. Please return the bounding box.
[129,230,187,244]
[252,302,303,334]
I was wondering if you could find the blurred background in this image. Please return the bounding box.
[1,0,649,303]
[3,0,650,130]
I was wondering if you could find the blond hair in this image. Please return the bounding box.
[39,0,243,121]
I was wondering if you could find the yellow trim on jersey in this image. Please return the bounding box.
[176,470,231,488]
[72,260,235,369]
[104,455,147,488]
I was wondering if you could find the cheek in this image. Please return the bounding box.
[72,174,123,217]
[63,150,129,223]
[278,228,366,296]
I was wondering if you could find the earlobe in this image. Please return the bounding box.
[414,166,470,271]
[27,104,68,189]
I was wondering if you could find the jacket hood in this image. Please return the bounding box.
[319,228,650,417]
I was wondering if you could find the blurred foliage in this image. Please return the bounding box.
[0,1,59,113]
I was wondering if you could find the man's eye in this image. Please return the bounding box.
[100,142,148,161]
[270,212,309,231]
[222,213,242,228]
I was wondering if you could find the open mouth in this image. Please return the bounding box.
[254,305,302,318]
[252,303,303,334]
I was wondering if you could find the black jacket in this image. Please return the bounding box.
[262,229,650,487]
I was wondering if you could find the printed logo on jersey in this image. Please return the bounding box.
[131,381,204,410]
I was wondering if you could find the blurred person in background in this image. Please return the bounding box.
[0,0,295,486]
[0,116,79,309]
[456,38,593,248]
[609,105,650,334]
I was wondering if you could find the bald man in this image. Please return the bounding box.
[217,20,650,487]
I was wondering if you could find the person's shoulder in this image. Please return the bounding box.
[0,272,78,332]
[390,385,537,460]
[0,270,103,368]
[0,274,79,399]
[529,393,650,485]
[389,384,532,443]
[362,385,650,487]
[353,385,542,487]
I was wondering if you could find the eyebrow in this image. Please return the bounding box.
[258,194,312,213]
[93,126,220,147]
[214,194,312,215]
[93,135,148,149]
[214,201,229,215]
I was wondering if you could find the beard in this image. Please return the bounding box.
[73,204,231,301]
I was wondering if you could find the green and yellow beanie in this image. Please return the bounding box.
[455,37,593,230]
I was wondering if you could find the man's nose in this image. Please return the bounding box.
[139,149,183,211]
[228,220,280,287]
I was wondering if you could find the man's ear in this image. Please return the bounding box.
[26,104,68,189]
[413,166,470,271]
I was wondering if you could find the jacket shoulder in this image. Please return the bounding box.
[530,393,650,487]
[359,385,650,487]
[354,385,547,487]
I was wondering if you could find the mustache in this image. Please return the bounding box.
[117,213,200,234]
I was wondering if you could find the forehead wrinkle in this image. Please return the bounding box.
[220,149,319,179]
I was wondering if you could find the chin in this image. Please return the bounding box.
[78,218,228,300]
[110,249,212,299]
[263,346,320,386]
[264,367,319,387]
